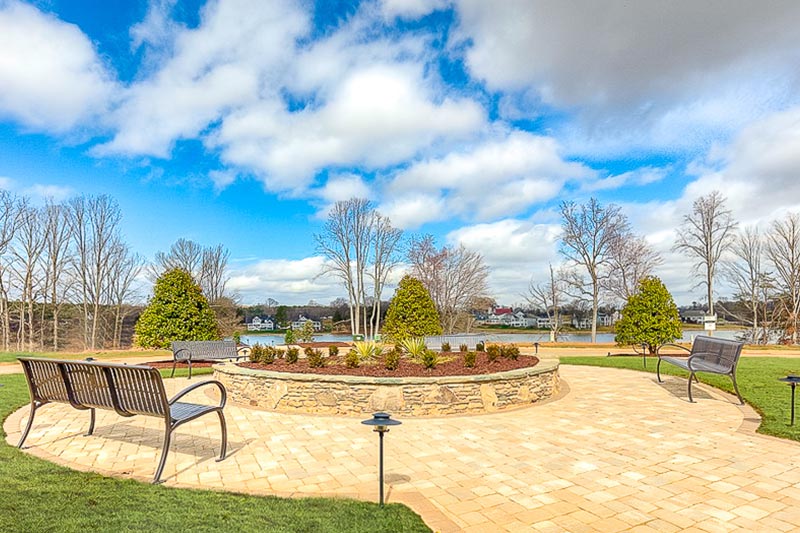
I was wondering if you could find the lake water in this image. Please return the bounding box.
[241,329,743,346]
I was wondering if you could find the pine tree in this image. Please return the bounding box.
[134,268,220,348]
[615,276,682,353]
[382,275,442,341]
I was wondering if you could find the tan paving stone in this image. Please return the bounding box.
[6,364,800,532]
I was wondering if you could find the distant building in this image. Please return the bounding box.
[680,309,706,324]
[246,316,275,331]
[291,315,322,331]
[572,313,615,329]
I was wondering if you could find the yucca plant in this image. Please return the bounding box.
[352,340,382,362]
[400,337,427,360]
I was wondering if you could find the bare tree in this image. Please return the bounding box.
[604,232,662,303]
[766,213,800,344]
[151,238,203,280]
[315,198,374,337]
[368,213,403,338]
[11,200,46,350]
[673,191,738,317]
[408,235,489,335]
[0,191,19,350]
[107,241,145,349]
[41,200,74,351]
[69,195,123,350]
[722,227,771,344]
[525,264,566,342]
[559,198,629,342]
[199,244,230,302]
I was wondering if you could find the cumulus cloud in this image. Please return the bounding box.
[385,131,594,225]
[680,106,800,227]
[214,63,484,191]
[447,219,562,304]
[97,0,307,158]
[227,256,345,304]
[453,0,800,154]
[380,0,449,20]
[0,1,116,132]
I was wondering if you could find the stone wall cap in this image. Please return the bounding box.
[212,357,558,385]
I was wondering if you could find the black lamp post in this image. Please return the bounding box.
[361,412,401,506]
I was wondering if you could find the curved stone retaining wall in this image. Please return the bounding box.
[213,358,559,417]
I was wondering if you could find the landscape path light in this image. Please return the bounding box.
[361,412,401,507]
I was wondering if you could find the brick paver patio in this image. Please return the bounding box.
[6,364,800,532]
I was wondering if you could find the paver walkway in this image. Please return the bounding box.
[6,365,800,532]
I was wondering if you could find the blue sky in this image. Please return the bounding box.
[2,0,800,305]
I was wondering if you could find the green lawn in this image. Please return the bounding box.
[561,356,800,441]
[0,367,431,533]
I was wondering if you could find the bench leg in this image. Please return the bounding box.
[731,374,744,405]
[216,410,228,462]
[170,360,177,379]
[687,372,695,402]
[153,426,173,484]
[656,358,663,382]
[187,360,192,380]
[85,408,96,436]
[17,402,38,448]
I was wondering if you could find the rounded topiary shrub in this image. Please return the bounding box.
[134,268,219,349]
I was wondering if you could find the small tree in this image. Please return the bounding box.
[298,319,316,342]
[382,275,442,341]
[615,276,682,354]
[134,268,220,349]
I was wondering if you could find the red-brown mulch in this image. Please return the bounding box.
[294,342,352,348]
[239,352,539,377]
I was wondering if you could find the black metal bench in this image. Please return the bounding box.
[171,340,246,379]
[656,336,745,404]
[17,357,228,483]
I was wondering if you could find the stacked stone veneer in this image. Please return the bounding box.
[212,358,559,416]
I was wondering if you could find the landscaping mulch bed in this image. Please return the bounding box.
[294,342,352,348]
[239,352,539,378]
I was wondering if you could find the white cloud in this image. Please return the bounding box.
[0,1,116,132]
[380,0,449,20]
[0,177,13,190]
[214,63,485,192]
[385,131,594,224]
[24,184,74,203]
[208,169,237,190]
[227,256,345,304]
[97,0,308,158]
[453,0,800,154]
[447,219,562,304]
[380,192,447,229]
[315,174,371,203]
[581,166,669,192]
[681,106,800,226]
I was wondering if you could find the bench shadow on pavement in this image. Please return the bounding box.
[654,376,714,401]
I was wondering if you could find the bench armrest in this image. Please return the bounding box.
[169,380,227,408]
[657,343,690,357]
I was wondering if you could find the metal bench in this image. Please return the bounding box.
[171,340,246,379]
[656,336,745,404]
[17,357,228,484]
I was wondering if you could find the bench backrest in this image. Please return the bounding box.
[171,340,238,361]
[18,358,169,418]
[690,336,744,371]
